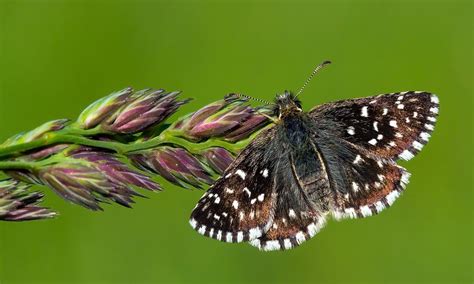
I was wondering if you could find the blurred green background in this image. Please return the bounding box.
[0,0,472,283]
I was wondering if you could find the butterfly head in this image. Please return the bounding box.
[274,91,302,118]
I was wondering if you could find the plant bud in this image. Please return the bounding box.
[0,179,57,221]
[77,87,132,129]
[200,147,235,174]
[106,89,190,134]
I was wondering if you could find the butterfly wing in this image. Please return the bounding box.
[190,127,280,243]
[309,91,438,220]
[310,91,439,161]
[249,138,330,251]
[313,136,410,219]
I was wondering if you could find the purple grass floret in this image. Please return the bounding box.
[1,119,69,147]
[175,96,270,141]
[131,146,214,188]
[0,179,57,221]
[34,147,161,210]
[77,87,133,129]
[70,148,161,191]
[200,147,235,174]
[105,89,191,134]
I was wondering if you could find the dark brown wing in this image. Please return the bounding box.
[310,91,439,161]
[190,127,280,243]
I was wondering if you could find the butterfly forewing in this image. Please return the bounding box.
[310,91,439,161]
[190,127,279,243]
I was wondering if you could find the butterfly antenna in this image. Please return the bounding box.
[295,60,331,98]
[232,93,272,105]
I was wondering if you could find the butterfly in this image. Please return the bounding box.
[189,61,439,251]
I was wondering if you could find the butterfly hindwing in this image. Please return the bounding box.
[190,127,279,243]
[310,91,439,161]
[250,117,331,251]
[316,139,411,219]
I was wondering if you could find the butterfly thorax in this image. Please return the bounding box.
[274,91,303,119]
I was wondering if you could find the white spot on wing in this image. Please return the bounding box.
[383,108,388,115]
[397,104,404,109]
[232,200,239,209]
[257,193,265,202]
[353,154,362,164]
[237,231,244,242]
[431,95,439,104]
[249,239,260,249]
[425,124,434,131]
[400,150,415,160]
[235,169,246,180]
[249,227,262,239]
[420,132,431,141]
[344,208,357,218]
[289,209,297,219]
[243,187,251,197]
[352,182,360,192]
[295,231,306,244]
[360,205,372,217]
[373,121,379,132]
[369,139,377,145]
[307,223,318,237]
[413,141,424,150]
[386,190,400,205]
[361,106,369,117]
[283,239,292,249]
[198,225,206,235]
[347,126,355,135]
[389,120,398,128]
[401,171,411,186]
[189,218,197,229]
[264,240,281,251]
[375,201,385,212]
[377,134,383,140]
[430,107,439,114]
[262,169,269,178]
